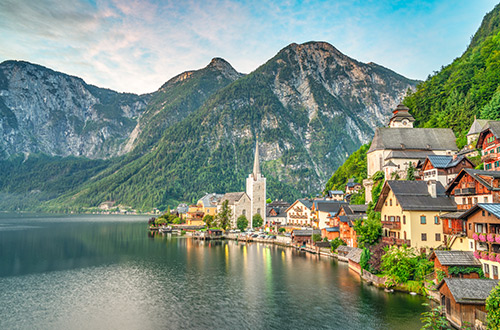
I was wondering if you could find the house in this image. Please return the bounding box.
[286,199,314,227]
[477,120,500,170]
[437,278,498,328]
[197,193,223,218]
[266,200,290,228]
[325,190,344,201]
[338,204,367,247]
[176,203,189,219]
[311,200,347,229]
[375,180,457,251]
[429,250,482,280]
[321,226,340,240]
[446,169,500,210]
[420,155,474,187]
[459,203,500,279]
[291,229,321,246]
[346,247,363,275]
[439,211,469,251]
[186,204,205,226]
[345,178,362,194]
[364,104,458,203]
[218,192,251,229]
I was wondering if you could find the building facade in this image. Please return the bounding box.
[246,141,267,227]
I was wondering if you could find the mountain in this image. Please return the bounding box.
[325,3,500,195]
[53,42,418,211]
[404,3,500,146]
[0,60,149,159]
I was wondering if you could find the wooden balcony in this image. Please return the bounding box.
[455,187,476,196]
[382,221,401,230]
[482,153,497,162]
[382,236,410,246]
[395,238,411,246]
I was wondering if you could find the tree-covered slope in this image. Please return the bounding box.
[404,3,500,146]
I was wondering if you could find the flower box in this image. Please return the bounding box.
[490,253,497,261]
[496,235,500,244]
[497,254,500,263]
[473,233,479,240]
[479,234,486,242]
[481,252,489,260]
[488,234,495,242]
[474,250,480,259]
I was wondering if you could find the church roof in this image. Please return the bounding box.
[467,119,490,136]
[220,192,249,205]
[368,127,458,153]
[389,104,415,124]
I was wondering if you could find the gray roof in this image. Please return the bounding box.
[368,127,458,153]
[389,104,415,123]
[198,193,224,207]
[337,245,353,253]
[314,200,347,214]
[485,121,500,139]
[348,204,368,213]
[385,150,438,160]
[346,178,360,187]
[376,180,457,212]
[432,251,481,267]
[293,229,321,236]
[220,192,248,205]
[346,247,363,263]
[298,199,313,210]
[447,169,500,194]
[439,211,466,219]
[329,190,344,195]
[467,119,490,136]
[439,278,499,304]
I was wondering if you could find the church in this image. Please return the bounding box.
[217,141,267,228]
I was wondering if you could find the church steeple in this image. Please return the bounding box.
[253,140,260,179]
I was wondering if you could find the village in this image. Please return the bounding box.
[149,104,500,329]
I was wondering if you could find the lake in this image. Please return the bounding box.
[0,214,428,329]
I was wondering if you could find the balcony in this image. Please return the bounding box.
[482,153,497,162]
[382,221,401,230]
[455,187,476,195]
[382,237,395,244]
[395,238,411,246]
[382,236,410,246]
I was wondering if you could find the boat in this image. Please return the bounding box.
[159,226,173,233]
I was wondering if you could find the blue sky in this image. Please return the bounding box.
[0,0,498,94]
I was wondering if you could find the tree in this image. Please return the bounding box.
[353,216,381,248]
[406,163,416,181]
[278,227,286,234]
[203,214,214,228]
[252,213,263,228]
[330,237,346,251]
[420,303,449,330]
[360,248,371,271]
[381,245,418,286]
[486,282,500,329]
[266,198,272,204]
[312,233,322,242]
[215,200,232,230]
[236,215,248,231]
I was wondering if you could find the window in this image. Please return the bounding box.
[462,198,466,204]
[421,233,427,241]
[396,216,400,222]
[474,197,478,204]
[242,210,246,216]
[403,215,406,225]
[385,200,388,206]
[257,208,261,215]
[434,216,439,225]
[420,216,426,224]
[390,216,395,222]
[396,199,399,206]
[384,215,387,221]
[390,199,392,206]
[435,233,441,241]
[494,265,499,277]
[484,197,489,203]
[448,220,452,228]
[482,210,485,216]
[485,263,490,275]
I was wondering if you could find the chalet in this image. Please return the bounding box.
[291,229,321,246]
[345,178,362,194]
[429,250,482,280]
[266,200,290,227]
[446,169,500,210]
[286,199,314,227]
[459,203,500,279]
[477,121,500,170]
[197,193,223,217]
[420,155,474,187]
[218,192,251,228]
[311,200,347,229]
[364,104,458,203]
[437,278,498,328]
[375,180,456,250]
[325,190,344,201]
[322,204,367,244]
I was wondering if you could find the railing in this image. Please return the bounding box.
[443,227,466,236]
[395,238,411,246]
[381,221,401,230]
[381,237,411,246]
[455,187,476,195]
[382,236,395,244]
[482,153,497,162]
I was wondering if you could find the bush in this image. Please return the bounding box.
[486,282,500,329]
[330,237,346,251]
[312,233,322,242]
[237,215,249,231]
[278,227,286,234]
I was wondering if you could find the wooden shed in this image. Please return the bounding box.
[429,250,482,281]
[437,278,498,328]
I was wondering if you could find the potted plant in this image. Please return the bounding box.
[490,253,497,261]
[474,250,480,259]
[481,251,489,260]
[488,234,495,243]
[479,233,487,242]
[473,233,479,240]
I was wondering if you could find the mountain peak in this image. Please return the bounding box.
[205,57,242,80]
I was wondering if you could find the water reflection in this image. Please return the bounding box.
[0,215,428,330]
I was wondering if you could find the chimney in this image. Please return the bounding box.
[427,180,437,198]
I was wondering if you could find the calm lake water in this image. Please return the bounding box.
[0,214,428,330]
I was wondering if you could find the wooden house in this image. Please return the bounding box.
[420,155,474,188]
[291,229,321,246]
[286,199,314,227]
[476,121,500,170]
[439,211,469,250]
[429,250,482,280]
[437,278,498,328]
[446,169,500,210]
[460,203,500,279]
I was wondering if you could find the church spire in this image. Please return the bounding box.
[253,139,260,179]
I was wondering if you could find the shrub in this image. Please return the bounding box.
[330,237,346,252]
[486,282,500,329]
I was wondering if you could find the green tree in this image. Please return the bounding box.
[312,233,322,242]
[236,215,249,231]
[215,200,232,230]
[486,281,500,329]
[266,198,272,204]
[420,303,450,330]
[360,248,371,271]
[278,227,286,234]
[354,216,382,248]
[381,245,418,286]
[252,213,263,228]
[406,163,416,181]
[203,214,214,228]
[330,237,346,251]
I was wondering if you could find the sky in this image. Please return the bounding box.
[0,0,498,94]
